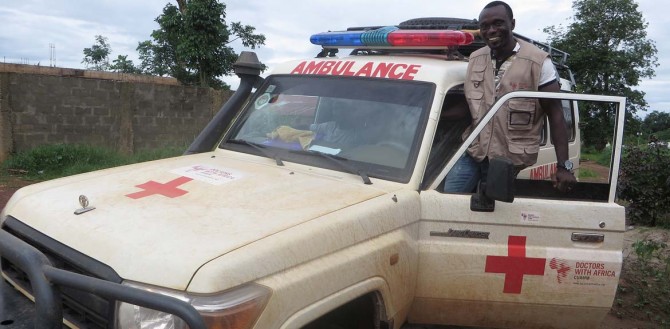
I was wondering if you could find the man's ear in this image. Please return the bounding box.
[511,18,516,31]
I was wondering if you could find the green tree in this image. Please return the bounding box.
[137,40,171,76]
[137,0,266,89]
[109,55,141,74]
[544,0,658,150]
[82,35,112,71]
[623,113,645,145]
[643,110,670,133]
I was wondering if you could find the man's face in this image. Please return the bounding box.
[478,5,515,52]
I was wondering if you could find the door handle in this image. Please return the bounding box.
[571,232,605,243]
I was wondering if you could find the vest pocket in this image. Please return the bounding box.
[507,99,535,131]
[507,140,540,155]
[506,99,538,155]
[465,89,484,121]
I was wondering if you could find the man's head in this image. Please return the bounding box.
[479,1,516,56]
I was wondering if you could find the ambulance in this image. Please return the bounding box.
[0,18,626,329]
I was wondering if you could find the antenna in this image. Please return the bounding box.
[49,43,56,67]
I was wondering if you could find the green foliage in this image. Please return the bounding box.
[544,0,658,149]
[630,237,670,323]
[83,35,142,74]
[644,111,670,134]
[109,55,141,74]
[82,35,112,70]
[578,168,598,179]
[581,145,612,166]
[618,145,670,227]
[1,144,183,181]
[137,40,171,76]
[655,128,670,142]
[633,239,668,264]
[137,0,266,89]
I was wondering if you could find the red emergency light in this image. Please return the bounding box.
[310,27,475,48]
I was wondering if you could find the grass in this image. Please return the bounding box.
[578,168,598,179]
[581,145,612,166]
[1,144,185,181]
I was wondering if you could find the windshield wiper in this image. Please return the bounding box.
[228,139,284,166]
[291,149,372,185]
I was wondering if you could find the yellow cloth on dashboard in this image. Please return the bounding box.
[267,126,314,149]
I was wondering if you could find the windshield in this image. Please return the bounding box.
[223,75,434,183]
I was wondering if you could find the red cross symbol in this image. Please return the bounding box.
[485,236,546,294]
[126,176,193,199]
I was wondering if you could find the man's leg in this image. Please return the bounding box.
[443,153,482,193]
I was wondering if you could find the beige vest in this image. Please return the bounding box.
[464,39,550,167]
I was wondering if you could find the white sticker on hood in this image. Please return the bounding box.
[171,165,244,185]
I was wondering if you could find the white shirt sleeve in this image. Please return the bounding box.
[538,57,559,87]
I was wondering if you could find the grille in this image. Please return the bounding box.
[1,217,122,329]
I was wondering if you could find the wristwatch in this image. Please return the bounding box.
[557,160,574,172]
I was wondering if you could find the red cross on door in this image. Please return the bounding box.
[126,176,193,199]
[485,235,546,294]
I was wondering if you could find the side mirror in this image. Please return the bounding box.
[470,157,515,212]
[485,157,516,202]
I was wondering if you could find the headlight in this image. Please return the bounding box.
[116,282,271,329]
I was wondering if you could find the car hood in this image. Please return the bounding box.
[2,152,389,290]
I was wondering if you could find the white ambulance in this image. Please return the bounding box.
[1,18,626,329]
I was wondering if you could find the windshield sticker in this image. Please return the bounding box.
[254,93,272,109]
[308,144,341,155]
[290,60,421,80]
[171,165,244,185]
[543,248,620,294]
[520,211,541,224]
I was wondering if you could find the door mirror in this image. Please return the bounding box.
[486,157,515,202]
[470,157,515,212]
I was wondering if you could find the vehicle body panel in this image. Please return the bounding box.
[2,151,398,290]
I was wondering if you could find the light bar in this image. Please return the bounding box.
[388,29,474,47]
[310,26,474,48]
[309,31,365,47]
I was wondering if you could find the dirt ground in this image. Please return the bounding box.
[0,176,33,209]
[0,174,667,328]
[601,227,670,329]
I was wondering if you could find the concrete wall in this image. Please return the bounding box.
[0,64,233,162]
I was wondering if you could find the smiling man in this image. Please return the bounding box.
[444,0,576,193]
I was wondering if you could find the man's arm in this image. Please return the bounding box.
[539,81,576,192]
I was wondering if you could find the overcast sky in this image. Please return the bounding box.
[0,0,666,117]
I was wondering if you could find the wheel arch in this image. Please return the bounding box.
[279,277,393,329]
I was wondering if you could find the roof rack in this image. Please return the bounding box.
[394,18,574,84]
[513,33,569,70]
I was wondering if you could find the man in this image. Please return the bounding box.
[444,0,576,193]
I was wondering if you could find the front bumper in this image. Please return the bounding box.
[0,217,206,329]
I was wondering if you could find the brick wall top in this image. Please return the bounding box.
[0,63,180,86]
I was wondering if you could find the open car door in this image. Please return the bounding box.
[413,91,626,329]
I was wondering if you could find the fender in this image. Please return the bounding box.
[279,277,391,329]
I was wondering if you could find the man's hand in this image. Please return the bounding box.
[554,168,577,192]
